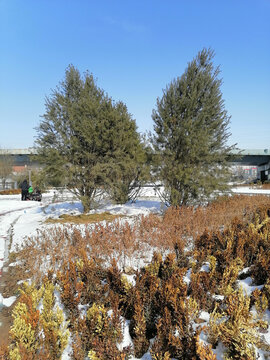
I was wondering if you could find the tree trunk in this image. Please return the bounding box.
[79,187,95,213]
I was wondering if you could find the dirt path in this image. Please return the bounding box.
[0,268,19,346]
[0,212,25,347]
[0,260,26,347]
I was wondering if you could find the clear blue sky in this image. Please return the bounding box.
[0,0,269,149]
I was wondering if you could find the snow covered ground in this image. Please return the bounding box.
[1,185,270,296]
[1,185,269,263]
[0,189,161,257]
[232,186,270,195]
[1,186,270,359]
[0,188,162,305]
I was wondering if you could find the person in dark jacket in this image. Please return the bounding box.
[21,179,29,201]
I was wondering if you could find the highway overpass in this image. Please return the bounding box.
[1,148,270,181]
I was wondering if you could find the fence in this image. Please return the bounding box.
[0,180,17,191]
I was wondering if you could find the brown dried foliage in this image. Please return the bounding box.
[6,194,270,359]
[12,195,270,288]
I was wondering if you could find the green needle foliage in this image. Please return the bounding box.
[35,65,147,212]
[151,48,235,206]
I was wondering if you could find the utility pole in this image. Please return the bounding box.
[28,169,31,186]
[24,164,32,186]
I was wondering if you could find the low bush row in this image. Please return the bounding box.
[0,189,21,195]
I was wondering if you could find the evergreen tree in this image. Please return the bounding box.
[151,48,235,206]
[35,65,146,212]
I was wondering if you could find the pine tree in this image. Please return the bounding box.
[151,48,235,206]
[35,65,146,212]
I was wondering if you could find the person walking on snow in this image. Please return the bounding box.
[21,179,28,201]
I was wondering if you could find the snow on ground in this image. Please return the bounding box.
[237,277,264,295]
[1,185,269,286]
[0,188,162,280]
[1,185,269,257]
[0,294,16,307]
[231,186,270,195]
[0,189,162,256]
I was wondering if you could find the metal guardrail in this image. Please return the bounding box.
[0,182,17,191]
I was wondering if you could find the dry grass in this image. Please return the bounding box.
[10,194,270,286]
[45,212,126,224]
[4,194,270,359]
[0,189,21,195]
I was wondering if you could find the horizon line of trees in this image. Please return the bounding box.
[34,48,236,212]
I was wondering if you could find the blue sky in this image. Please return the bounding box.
[0,0,269,149]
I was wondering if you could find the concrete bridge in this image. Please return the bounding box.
[1,148,270,182]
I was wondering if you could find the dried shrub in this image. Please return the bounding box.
[0,189,21,195]
[195,332,217,360]
[71,332,85,360]
[9,283,42,360]
[6,195,270,359]
[56,259,84,321]
[0,344,9,360]
[8,281,69,360]
[106,259,134,319]
[132,296,150,357]
[80,302,130,359]
[13,195,270,288]
[252,247,270,285]
[208,288,268,359]
[189,271,213,310]
[134,254,198,359]
[40,279,69,359]
[251,288,268,318]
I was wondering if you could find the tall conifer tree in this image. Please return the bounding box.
[35,65,146,211]
[152,48,235,206]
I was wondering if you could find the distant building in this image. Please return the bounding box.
[231,165,258,182]
[0,148,38,173]
[0,148,39,190]
[230,149,270,182]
